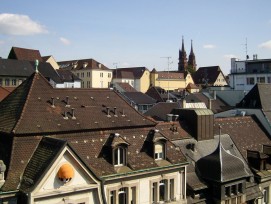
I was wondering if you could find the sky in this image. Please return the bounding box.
[1,0,271,75]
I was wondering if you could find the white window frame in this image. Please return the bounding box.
[114,147,126,166]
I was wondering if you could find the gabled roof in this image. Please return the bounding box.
[58,58,110,71]
[122,92,156,105]
[8,47,43,62]
[145,86,178,102]
[115,82,137,92]
[156,71,185,80]
[113,67,149,79]
[193,66,223,85]
[0,72,156,135]
[144,102,181,121]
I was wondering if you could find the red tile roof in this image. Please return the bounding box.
[58,58,110,70]
[113,67,149,79]
[8,47,43,62]
[0,86,11,101]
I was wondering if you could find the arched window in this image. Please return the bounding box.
[154,142,164,160]
[114,146,126,166]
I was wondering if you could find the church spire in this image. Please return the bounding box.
[188,39,197,72]
[178,36,188,72]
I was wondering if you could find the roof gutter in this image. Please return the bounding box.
[101,162,189,181]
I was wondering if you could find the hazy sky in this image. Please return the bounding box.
[1,0,271,74]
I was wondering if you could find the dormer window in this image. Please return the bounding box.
[154,142,165,160]
[114,146,126,166]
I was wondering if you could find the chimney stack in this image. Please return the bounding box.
[66,96,70,107]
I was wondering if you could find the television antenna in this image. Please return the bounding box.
[241,38,248,60]
[161,57,173,101]
[113,62,118,79]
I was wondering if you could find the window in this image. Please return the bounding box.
[268,77,271,83]
[237,183,243,193]
[81,72,84,78]
[118,187,128,204]
[87,81,90,88]
[257,77,265,83]
[159,180,166,201]
[108,73,111,78]
[12,79,16,86]
[82,81,84,88]
[114,147,126,166]
[109,186,136,204]
[5,79,10,86]
[77,73,79,77]
[225,186,231,197]
[100,72,104,77]
[170,179,175,200]
[154,142,164,160]
[231,185,236,195]
[87,72,90,77]
[246,77,254,85]
[109,190,116,204]
[152,179,174,203]
[263,187,269,204]
[152,182,158,203]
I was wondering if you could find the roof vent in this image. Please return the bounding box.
[63,111,68,120]
[106,107,111,117]
[51,97,55,108]
[113,107,117,116]
[65,96,70,107]
[71,108,76,119]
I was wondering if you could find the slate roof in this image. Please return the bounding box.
[122,92,157,105]
[0,59,62,83]
[58,58,110,71]
[193,66,223,85]
[144,102,181,121]
[0,72,156,135]
[237,83,271,122]
[113,67,148,79]
[196,142,249,182]
[214,116,271,160]
[145,86,178,102]
[56,69,81,82]
[8,47,43,62]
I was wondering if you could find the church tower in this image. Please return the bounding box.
[188,40,197,72]
[178,37,188,72]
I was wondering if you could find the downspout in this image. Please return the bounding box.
[101,179,107,204]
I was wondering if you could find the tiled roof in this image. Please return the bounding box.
[8,47,43,62]
[122,92,156,105]
[214,116,271,160]
[0,86,11,101]
[144,102,181,121]
[157,71,185,79]
[145,86,178,102]
[1,136,42,191]
[115,82,137,92]
[192,66,222,85]
[0,72,156,135]
[58,58,110,71]
[20,137,66,192]
[113,67,149,79]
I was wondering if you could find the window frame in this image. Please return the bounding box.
[114,146,126,166]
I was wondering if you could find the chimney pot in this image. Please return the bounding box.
[71,108,76,119]
[51,97,55,107]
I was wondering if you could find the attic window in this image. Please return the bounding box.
[114,146,126,166]
[154,142,165,160]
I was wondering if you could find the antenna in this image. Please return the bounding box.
[241,38,249,60]
[161,57,173,101]
[113,62,118,79]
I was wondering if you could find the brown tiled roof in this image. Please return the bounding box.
[192,66,223,85]
[8,47,43,62]
[0,86,11,101]
[0,72,156,135]
[115,82,137,92]
[214,116,271,160]
[56,69,81,82]
[113,67,149,79]
[122,92,157,105]
[58,58,110,70]
[1,136,42,191]
[186,83,198,89]
[157,71,184,79]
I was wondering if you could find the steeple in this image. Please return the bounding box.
[178,36,188,72]
[188,39,197,72]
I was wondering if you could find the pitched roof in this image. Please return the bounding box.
[122,92,156,104]
[145,86,178,102]
[0,86,11,101]
[144,102,181,121]
[157,71,185,80]
[8,47,43,62]
[56,69,81,82]
[214,116,271,160]
[113,67,149,79]
[58,58,110,71]
[0,72,156,135]
[193,66,223,85]
[115,82,137,92]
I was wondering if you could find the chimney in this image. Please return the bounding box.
[51,97,55,107]
[106,107,110,117]
[113,107,117,116]
[71,108,76,119]
[65,96,70,107]
[64,111,68,119]
[208,98,212,110]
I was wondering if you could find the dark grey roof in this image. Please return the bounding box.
[56,69,81,82]
[0,59,62,84]
[122,92,156,105]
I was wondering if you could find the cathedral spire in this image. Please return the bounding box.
[188,39,197,72]
[178,36,188,72]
